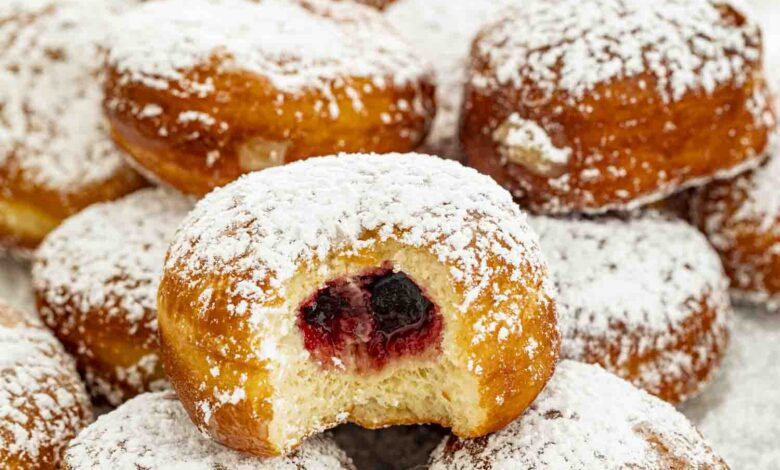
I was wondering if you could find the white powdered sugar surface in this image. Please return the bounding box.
[471,0,761,105]
[385,0,516,155]
[529,213,731,368]
[64,390,354,469]
[429,361,725,469]
[0,305,91,466]
[109,0,430,96]
[166,152,550,407]
[169,152,546,330]
[0,0,137,189]
[31,188,192,403]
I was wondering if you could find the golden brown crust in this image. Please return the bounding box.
[691,156,780,308]
[159,240,559,456]
[32,189,190,405]
[0,0,147,252]
[573,295,728,404]
[106,68,435,195]
[35,294,165,405]
[157,153,559,456]
[104,0,436,196]
[462,3,774,214]
[0,164,145,252]
[0,303,92,469]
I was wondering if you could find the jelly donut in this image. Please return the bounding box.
[386,0,515,157]
[463,0,775,214]
[428,360,729,469]
[104,0,436,196]
[33,189,192,405]
[691,150,780,311]
[0,0,146,253]
[0,301,92,469]
[529,213,731,403]
[158,153,559,456]
[64,391,355,469]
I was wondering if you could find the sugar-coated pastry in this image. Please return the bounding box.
[428,360,729,469]
[64,391,355,470]
[158,153,559,456]
[32,189,192,406]
[692,150,780,311]
[0,301,92,469]
[529,213,732,403]
[386,0,515,157]
[104,0,436,196]
[463,0,775,214]
[0,0,146,253]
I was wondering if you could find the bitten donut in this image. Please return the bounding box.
[0,301,92,469]
[428,361,728,469]
[529,213,731,403]
[692,150,780,311]
[463,0,775,214]
[64,391,355,469]
[386,0,515,157]
[104,0,436,196]
[33,189,192,405]
[158,153,559,456]
[0,0,145,253]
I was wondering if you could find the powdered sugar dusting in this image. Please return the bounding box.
[385,0,515,155]
[471,0,761,105]
[109,0,430,95]
[32,188,192,403]
[692,149,780,309]
[0,302,91,467]
[0,0,137,189]
[428,361,727,469]
[529,213,731,390]
[64,390,355,469]
[165,152,550,406]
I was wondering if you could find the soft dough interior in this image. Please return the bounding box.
[264,242,484,450]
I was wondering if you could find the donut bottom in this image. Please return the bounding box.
[159,241,558,457]
[0,170,146,252]
[565,293,730,404]
[36,297,168,406]
[0,197,60,254]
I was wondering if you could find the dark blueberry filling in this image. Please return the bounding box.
[298,267,441,371]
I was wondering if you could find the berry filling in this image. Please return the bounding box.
[298,267,442,372]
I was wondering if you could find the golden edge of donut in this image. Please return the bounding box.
[157,228,559,457]
[462,62,776,213]
[104,62,437,196]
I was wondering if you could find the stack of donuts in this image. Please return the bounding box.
[1,0,777,468]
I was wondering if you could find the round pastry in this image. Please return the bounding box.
[529,213,731,403]
[32,188,192,406]
[386,0,515,157]
[0,0,146,253]
[463,0,775,214]
[428,360,728,469]
[158,152,559,456]
[0,301,92,469]
[64,391,355,469]
[691,150,780,311]
[104,0,436,196]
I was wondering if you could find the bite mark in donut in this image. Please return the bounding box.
[298,267,442,371]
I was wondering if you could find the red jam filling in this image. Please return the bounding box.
[297,267,442,372]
